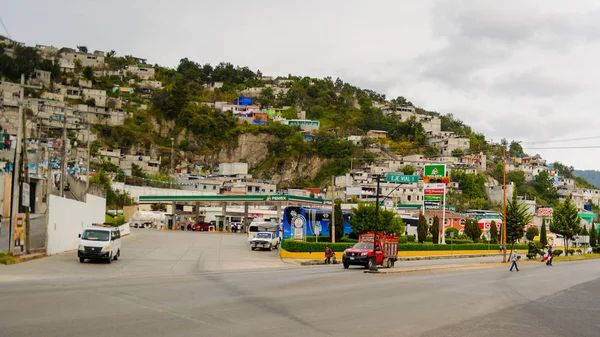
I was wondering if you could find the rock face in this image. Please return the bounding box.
[268,155,328,188]
[215,133,274,168]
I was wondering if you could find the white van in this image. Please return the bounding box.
[78,225,121,263]
[247,220,280,245]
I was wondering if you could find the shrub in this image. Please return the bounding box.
[405,235,416,243]
[576,249,582,255]
[445,227,459,238]
[425,235,433,242]
[305,236,331,242]
[553,249,563,256]
[446,238,474,245]
[593,247,600,254]
[339,236,358,243]
[397,244,529,251]
[0,252,16,265]
[281,239,355,252]
[568,249,575,256]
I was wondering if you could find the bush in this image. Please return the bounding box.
[576,249,582,254]
[339,236,358,243]
[305,236,331,242]
[425,235,433,242]
[397,244,529,251]
[568,249,575,256]
[593,247,600,254]
[0,252,16,265]
[553,249,563,256]
[445,227,459,238]
[446,238,474,245]
[405,235,416,243]
[282,239,355,252]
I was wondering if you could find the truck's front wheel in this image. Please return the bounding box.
[343,262,349,269]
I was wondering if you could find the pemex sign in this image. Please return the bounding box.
[424,164,446,177]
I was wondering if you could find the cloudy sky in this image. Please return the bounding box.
[3,0,600,169]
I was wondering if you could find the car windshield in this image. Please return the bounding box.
[352,243,373,250]
[81,230,110,241]
[256,233,272,239]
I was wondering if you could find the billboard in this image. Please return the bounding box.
[538,208,553,217]
[346,187,362,196]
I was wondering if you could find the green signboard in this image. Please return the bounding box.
[424,195,442,201]
[386,173,418,184]
[424,164,446,177]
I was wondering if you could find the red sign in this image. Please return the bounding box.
[424,189,445,195]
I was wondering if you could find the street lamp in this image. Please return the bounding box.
[370,174,381,271]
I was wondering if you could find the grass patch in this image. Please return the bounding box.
[0,252,17,265]
[552,253,600,262]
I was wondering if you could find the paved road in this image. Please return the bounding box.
[1,228,599,337]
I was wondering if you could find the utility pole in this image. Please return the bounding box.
[85,113,90,201]
[331,176,335,243]
[370,174,380,271]
[9,74,25,253]
[502,147,507,263]
[59,108,68,198]
[21,104,30,252]
[170,137,174,175]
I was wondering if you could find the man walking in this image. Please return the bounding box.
[546,247,553,266]
[509,249,520,272]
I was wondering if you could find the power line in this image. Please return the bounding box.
[520,136,600,145]
[522,145,600,150]
[0,16,11,39]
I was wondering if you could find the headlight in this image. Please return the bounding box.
[102,247,111,253]
[78,245,85,251]
[361,252,368,256]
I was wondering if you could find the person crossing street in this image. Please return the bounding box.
[509,249,520,272]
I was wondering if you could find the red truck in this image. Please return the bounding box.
[342,232,398,269]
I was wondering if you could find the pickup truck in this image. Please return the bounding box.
[342,232,398,269]
[250,232,279,251]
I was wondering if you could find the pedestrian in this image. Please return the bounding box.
[324,246,333,264]
[546,247,553,266]
[509,249,520,272]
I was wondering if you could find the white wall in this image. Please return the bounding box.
[46,194,106,255]
[112,182,217,200]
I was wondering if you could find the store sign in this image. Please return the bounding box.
[424,164,446,177]
[538,208,553,217]
[266,195,288,201]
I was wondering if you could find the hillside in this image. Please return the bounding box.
[573,170,600,189]
[0,39,593,196]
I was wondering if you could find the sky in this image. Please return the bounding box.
[3,0,600,170]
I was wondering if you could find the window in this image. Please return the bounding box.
[444,219,449,225]
[203,185,206,190]
[428,218,433,225]
[460,219,465,226]
[213,186,216,190]
[407,195,411,201]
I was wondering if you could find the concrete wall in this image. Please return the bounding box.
[112,182,217,200]
[46,194,106,255]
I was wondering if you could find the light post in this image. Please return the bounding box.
[370,174,381,271]
[170,137,174,175]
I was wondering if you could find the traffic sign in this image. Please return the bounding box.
[424,195,442,201]
[424,164,446,177]
[424,188,445,195]
[386,173,418,184]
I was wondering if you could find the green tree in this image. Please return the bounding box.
[526,227,539,241]
[534,170,559,204]
[451,149,465,157]
[465,218,482,243]
[580,225,589,236]
[431,216,440,244]
[331,200,344,241]
[540,218,548,246]
[258,87,275,108]
[417,214,428,244]
[508,141,524,158]
[74,59,83,73]
[403,164,415,175]
[549,196,581,253]
[349,202,404,236]
[590,225,597,248]
[490,220,499,244]
[445,227,459,238]
[505,193,532,245]
[83,66,94,81]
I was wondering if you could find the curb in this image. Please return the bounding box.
[15,253,45,264]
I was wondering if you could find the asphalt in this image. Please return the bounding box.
[1,230,599,337]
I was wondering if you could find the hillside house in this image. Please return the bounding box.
[281,119,320,131]
[59,50,105,68]
[366,130,388,139]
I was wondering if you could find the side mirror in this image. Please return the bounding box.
[78,234,81,238]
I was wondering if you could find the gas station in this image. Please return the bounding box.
[137,194,331,230]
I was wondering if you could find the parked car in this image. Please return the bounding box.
[250,232,279,251]
[192,222,211,231]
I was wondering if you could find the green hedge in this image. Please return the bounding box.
[282,239,355,252]
[398,243,528,251]
[305,236,331,242]
[282,239,529,252]
[446,239,474,245]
